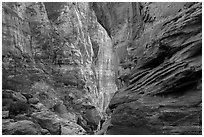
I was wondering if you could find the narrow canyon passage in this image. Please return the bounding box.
[2,2,202,135]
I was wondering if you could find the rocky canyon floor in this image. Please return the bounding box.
[2,2,202,135]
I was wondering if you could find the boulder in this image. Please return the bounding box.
[52,102,77,121]
[28,98,40,104]
[61,126,75,135]
[2,120,41,135]
[31,110,86,135]
[31,111,61,135]
[61,123,86,135]
[32,103,48,111]
[12,92,27,103]
[40,128,51,135]
[81,107,102,131]
[14,114,31,121]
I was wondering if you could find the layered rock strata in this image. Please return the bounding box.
[93,2,202,135]
[2,2,202,135]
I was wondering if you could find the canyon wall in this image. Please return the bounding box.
[2,2,117,134]
[91,2,202,135]
[2,2,202,135]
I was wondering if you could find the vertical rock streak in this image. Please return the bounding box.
[96,26,117,111]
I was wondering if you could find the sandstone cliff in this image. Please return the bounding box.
[2,2,202,135]
[2,2,117,134]
[93,2,201,135]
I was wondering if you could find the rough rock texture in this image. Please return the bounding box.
[100,2,202,135]
[2,2,117,134]
[2,120,42,135]
[2,2,202,135]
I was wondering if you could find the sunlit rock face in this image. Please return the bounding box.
[43,2,118,113]
[2,2,117,134]
[92,2,143,86]
[92,23,118,111]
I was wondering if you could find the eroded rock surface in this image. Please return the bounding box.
[2,2,202,135]
[103,2,202,135]
[2,2,118,134]
[2,120,42,135]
